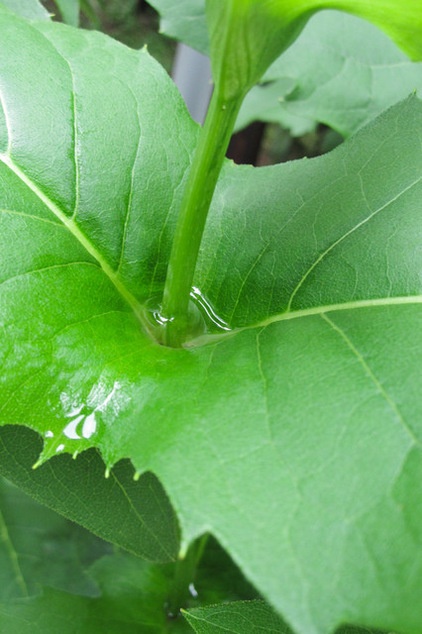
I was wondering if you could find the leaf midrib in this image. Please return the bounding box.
[191,294,422,346]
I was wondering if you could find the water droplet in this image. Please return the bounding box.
[145,287,231,345]
[190,287,231,332]
[60,380,128,444]
[82,412,97,439]
[63,414,85,439]
[56,444,65,453]
[45,430,54,438]
[188,583,198,598]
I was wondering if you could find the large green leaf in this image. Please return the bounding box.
[0,0,50,19]
[151,0,422,62]
[148,0,209,54]
[1,7,422,634]
[237,10,422,136]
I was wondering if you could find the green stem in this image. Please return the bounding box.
[160,88,243,347]
[167,535,209,618]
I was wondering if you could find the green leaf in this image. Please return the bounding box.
[184,600,291,633]
[247,10,422,137]
[184,601,386,634]
[52,0,80,26]
[205,0,422,100]
[1,7,422,634]
[0,0,50,20]
[234,77,314,137]
[0,426,179,562]
[0,476,109,600]
[148,0,209,54]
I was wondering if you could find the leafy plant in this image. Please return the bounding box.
[1,1,422,633]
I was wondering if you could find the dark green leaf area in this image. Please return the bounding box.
[0,553,192,634]
[0,476,109,601]
[0,482,257,634]
[0,426,179,562]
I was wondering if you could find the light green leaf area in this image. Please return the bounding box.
[184,601,385,634]
[242,10,422,137]
[148,0,209,54]
[0,0,50,20]
[52,0,80,26]
[1,7,422,634]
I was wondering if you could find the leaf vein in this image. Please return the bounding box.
[321,313,419,446]
[286,174,422,311]
[0,154,146,324]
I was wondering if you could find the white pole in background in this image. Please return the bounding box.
[172,43,213,124]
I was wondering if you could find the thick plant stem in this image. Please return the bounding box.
[160,88,243,347]
[167,535,209,618]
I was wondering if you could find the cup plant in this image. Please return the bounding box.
[1,0,422,633]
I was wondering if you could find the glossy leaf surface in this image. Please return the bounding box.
[1,7,422,634]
